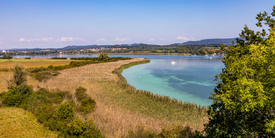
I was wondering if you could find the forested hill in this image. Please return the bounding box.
[182,38,235,45]
[7,38,236,51]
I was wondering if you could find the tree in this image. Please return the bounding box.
[98,52,109,61]
[204,5,275,137]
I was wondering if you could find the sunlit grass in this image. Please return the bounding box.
[0,58,70,69]
[0,107,58,138]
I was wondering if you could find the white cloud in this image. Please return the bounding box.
[19,37,53,42]
[40,37,53,42]
[160,38,165,41]
[148,38,155,41]
[0,41,3,44]
[19,38,26,42]
[96,38,107,42]
[113,37,130,42]
[56,37,86,42]
[175,36,194,41]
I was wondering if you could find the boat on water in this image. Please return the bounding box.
[171,61,176,65]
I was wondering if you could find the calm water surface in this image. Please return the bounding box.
[121,56,224,106]
[16,54,224,105]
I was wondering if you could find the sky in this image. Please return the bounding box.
[0,0,274,49]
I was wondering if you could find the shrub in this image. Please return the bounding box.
[0,55,13,59]
[12,64,27,86]
[51,57,67,60]
[2,84,32,107]
[54,101,75,121]
[75,86,88,102]
[159,126,197,138]
[33,70,59,82]
[65,118,104,138]
[25,57,31,59]
[126,126,158,138]
[48,65,54,69]
[77,97,96,115]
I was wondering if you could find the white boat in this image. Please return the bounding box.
[171,61,176,65]
[209,57,212,59]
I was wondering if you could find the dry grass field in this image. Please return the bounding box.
[0,58,70,92]
[26,58,208,138]
[0,107,58,138]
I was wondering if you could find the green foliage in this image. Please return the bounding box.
[12,64,27,86]
[125,125,197,138]
[98,53,109,61]
[126,126,158,138]
[0,55,13,59]
[25,57,31,59]
[51,57,67,59]
[75,86,88,102]
[65,118,104,138]
[54,101,75,121]
[2,84,33,107]
[159,126,197,138]
[205,6,275,137]
[77,98,96,115]
[29,67,59,82]
[75,86,96,115]
[47,65,54,69]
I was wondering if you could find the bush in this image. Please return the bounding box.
[65,118,104,138]
[126,126,158,138]
[75,86,96,115]
[51,57,67,60]
[33,70,59,82]
[77,97,96,115]
[54,101,75,121]
[2,87,25,107]
[75,86,88,102]
[25,57,31,59]
[12,64,27,86]
[0,55,13,59]
[48,65,54,69]
[159,126,197,138]
[2,84,33,107]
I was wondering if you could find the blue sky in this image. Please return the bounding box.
[0,0,274,49]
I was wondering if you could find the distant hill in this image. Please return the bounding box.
[6,38,237,51]
[182,38,236,45]
[61,45,97,50]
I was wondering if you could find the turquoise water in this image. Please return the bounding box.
[121,57,224,106]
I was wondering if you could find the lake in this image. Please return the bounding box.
[15,54,224,105]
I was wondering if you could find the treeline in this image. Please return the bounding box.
[70,57,132,61]
[2,44,228,56]
[51,57,67,59]
[0,55,13,59]
[104,44,225,55]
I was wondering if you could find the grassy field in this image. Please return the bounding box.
[27,58,208,137]
[0,58,70,69]
[0,107,58,138]
[0,58,71,92]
